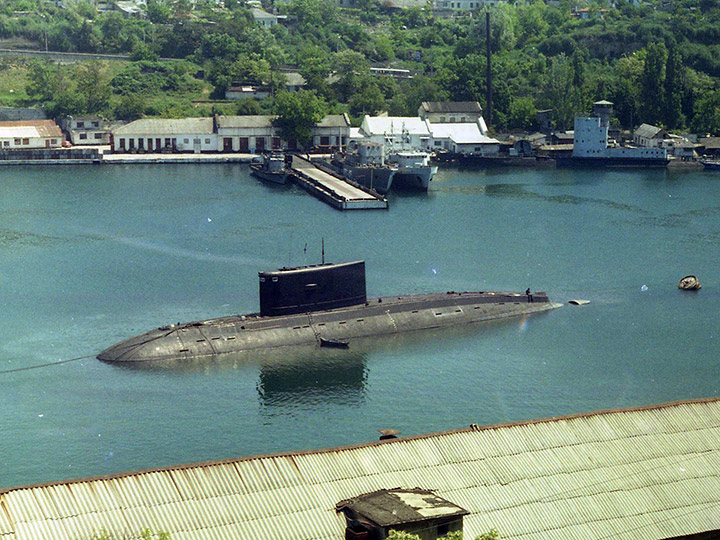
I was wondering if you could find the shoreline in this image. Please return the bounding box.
[0,150,710,169]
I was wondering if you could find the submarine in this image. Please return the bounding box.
[97,261,560,363]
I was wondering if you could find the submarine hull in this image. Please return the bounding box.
[98,291,559,363]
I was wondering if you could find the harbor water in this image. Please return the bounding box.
[1,163,719,489]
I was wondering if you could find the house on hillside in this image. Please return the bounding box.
[112,118,216,153]
[225,85,271,100]
[432,0,502,15]
[251,7,284,27]
[0,120,63,149]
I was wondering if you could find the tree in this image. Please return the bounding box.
[349,80,385,116]
[114,94,145,121]
[540,54,579,130]
[690,89,720,135]
[332,50,370,102]
[25,61,61,102]
[508,96,537,130]
[640,42,667,125]
[662,47,684,128]
[76,61,112,114]
[273,90,328,148]
[147,0,171,24]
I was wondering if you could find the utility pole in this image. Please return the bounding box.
[485,11,492,129]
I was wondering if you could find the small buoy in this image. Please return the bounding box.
[569,299,590,306]
[678,275,701,290]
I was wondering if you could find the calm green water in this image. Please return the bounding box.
[1,162,719,489]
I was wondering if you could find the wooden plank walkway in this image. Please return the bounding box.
[290,155,388,210]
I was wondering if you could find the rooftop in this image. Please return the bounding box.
[634,123,665,139]
[362,116,431,136]
[421,101,483,114]
[113,118,214,135]
[0,120,62,138]
[337,489,468,527]
[216,115,276,128]
[2,397,719,540]
[429,123,499,144]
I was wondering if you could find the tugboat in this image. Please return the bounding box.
[250,152,291,185]
[97,261,560,363]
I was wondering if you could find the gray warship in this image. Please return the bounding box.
[97,261,559,363]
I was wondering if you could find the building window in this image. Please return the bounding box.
[205,138,210,144]
[119,138,126,149]
[14,138,20,145]
[51,139,57,145]
[77,121,84,128]
[79,133,87,140]
[92,122,99,128]
[95,133,103,139]
[184,138,190,144]
[22,138,29,145]
[3,141,8,147]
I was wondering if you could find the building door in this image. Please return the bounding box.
[239,138,249,152]
[256,137,266,153]
[223,137,233,152]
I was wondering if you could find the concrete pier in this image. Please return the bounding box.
[290,155,388,211]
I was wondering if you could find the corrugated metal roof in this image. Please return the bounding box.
[0,120,62,139]
[113,118,214,135]
[634,123,664,139]
[362,116,430,136]
[216,115,276,128]
[317,114,350,128]
[2,398,720,540]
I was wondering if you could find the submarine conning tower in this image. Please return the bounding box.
[259,260,367,317]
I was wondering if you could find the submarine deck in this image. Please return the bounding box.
[98,291,557,363]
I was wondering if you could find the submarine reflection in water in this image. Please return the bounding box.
[257,353,368,411]
[97,261,560,364]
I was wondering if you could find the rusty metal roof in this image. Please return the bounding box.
[0,120,62,139]
[2,397,720,540]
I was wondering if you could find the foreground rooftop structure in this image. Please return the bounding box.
[2,397,719,540]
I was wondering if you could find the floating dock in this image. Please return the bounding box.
[290,155,388,210]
